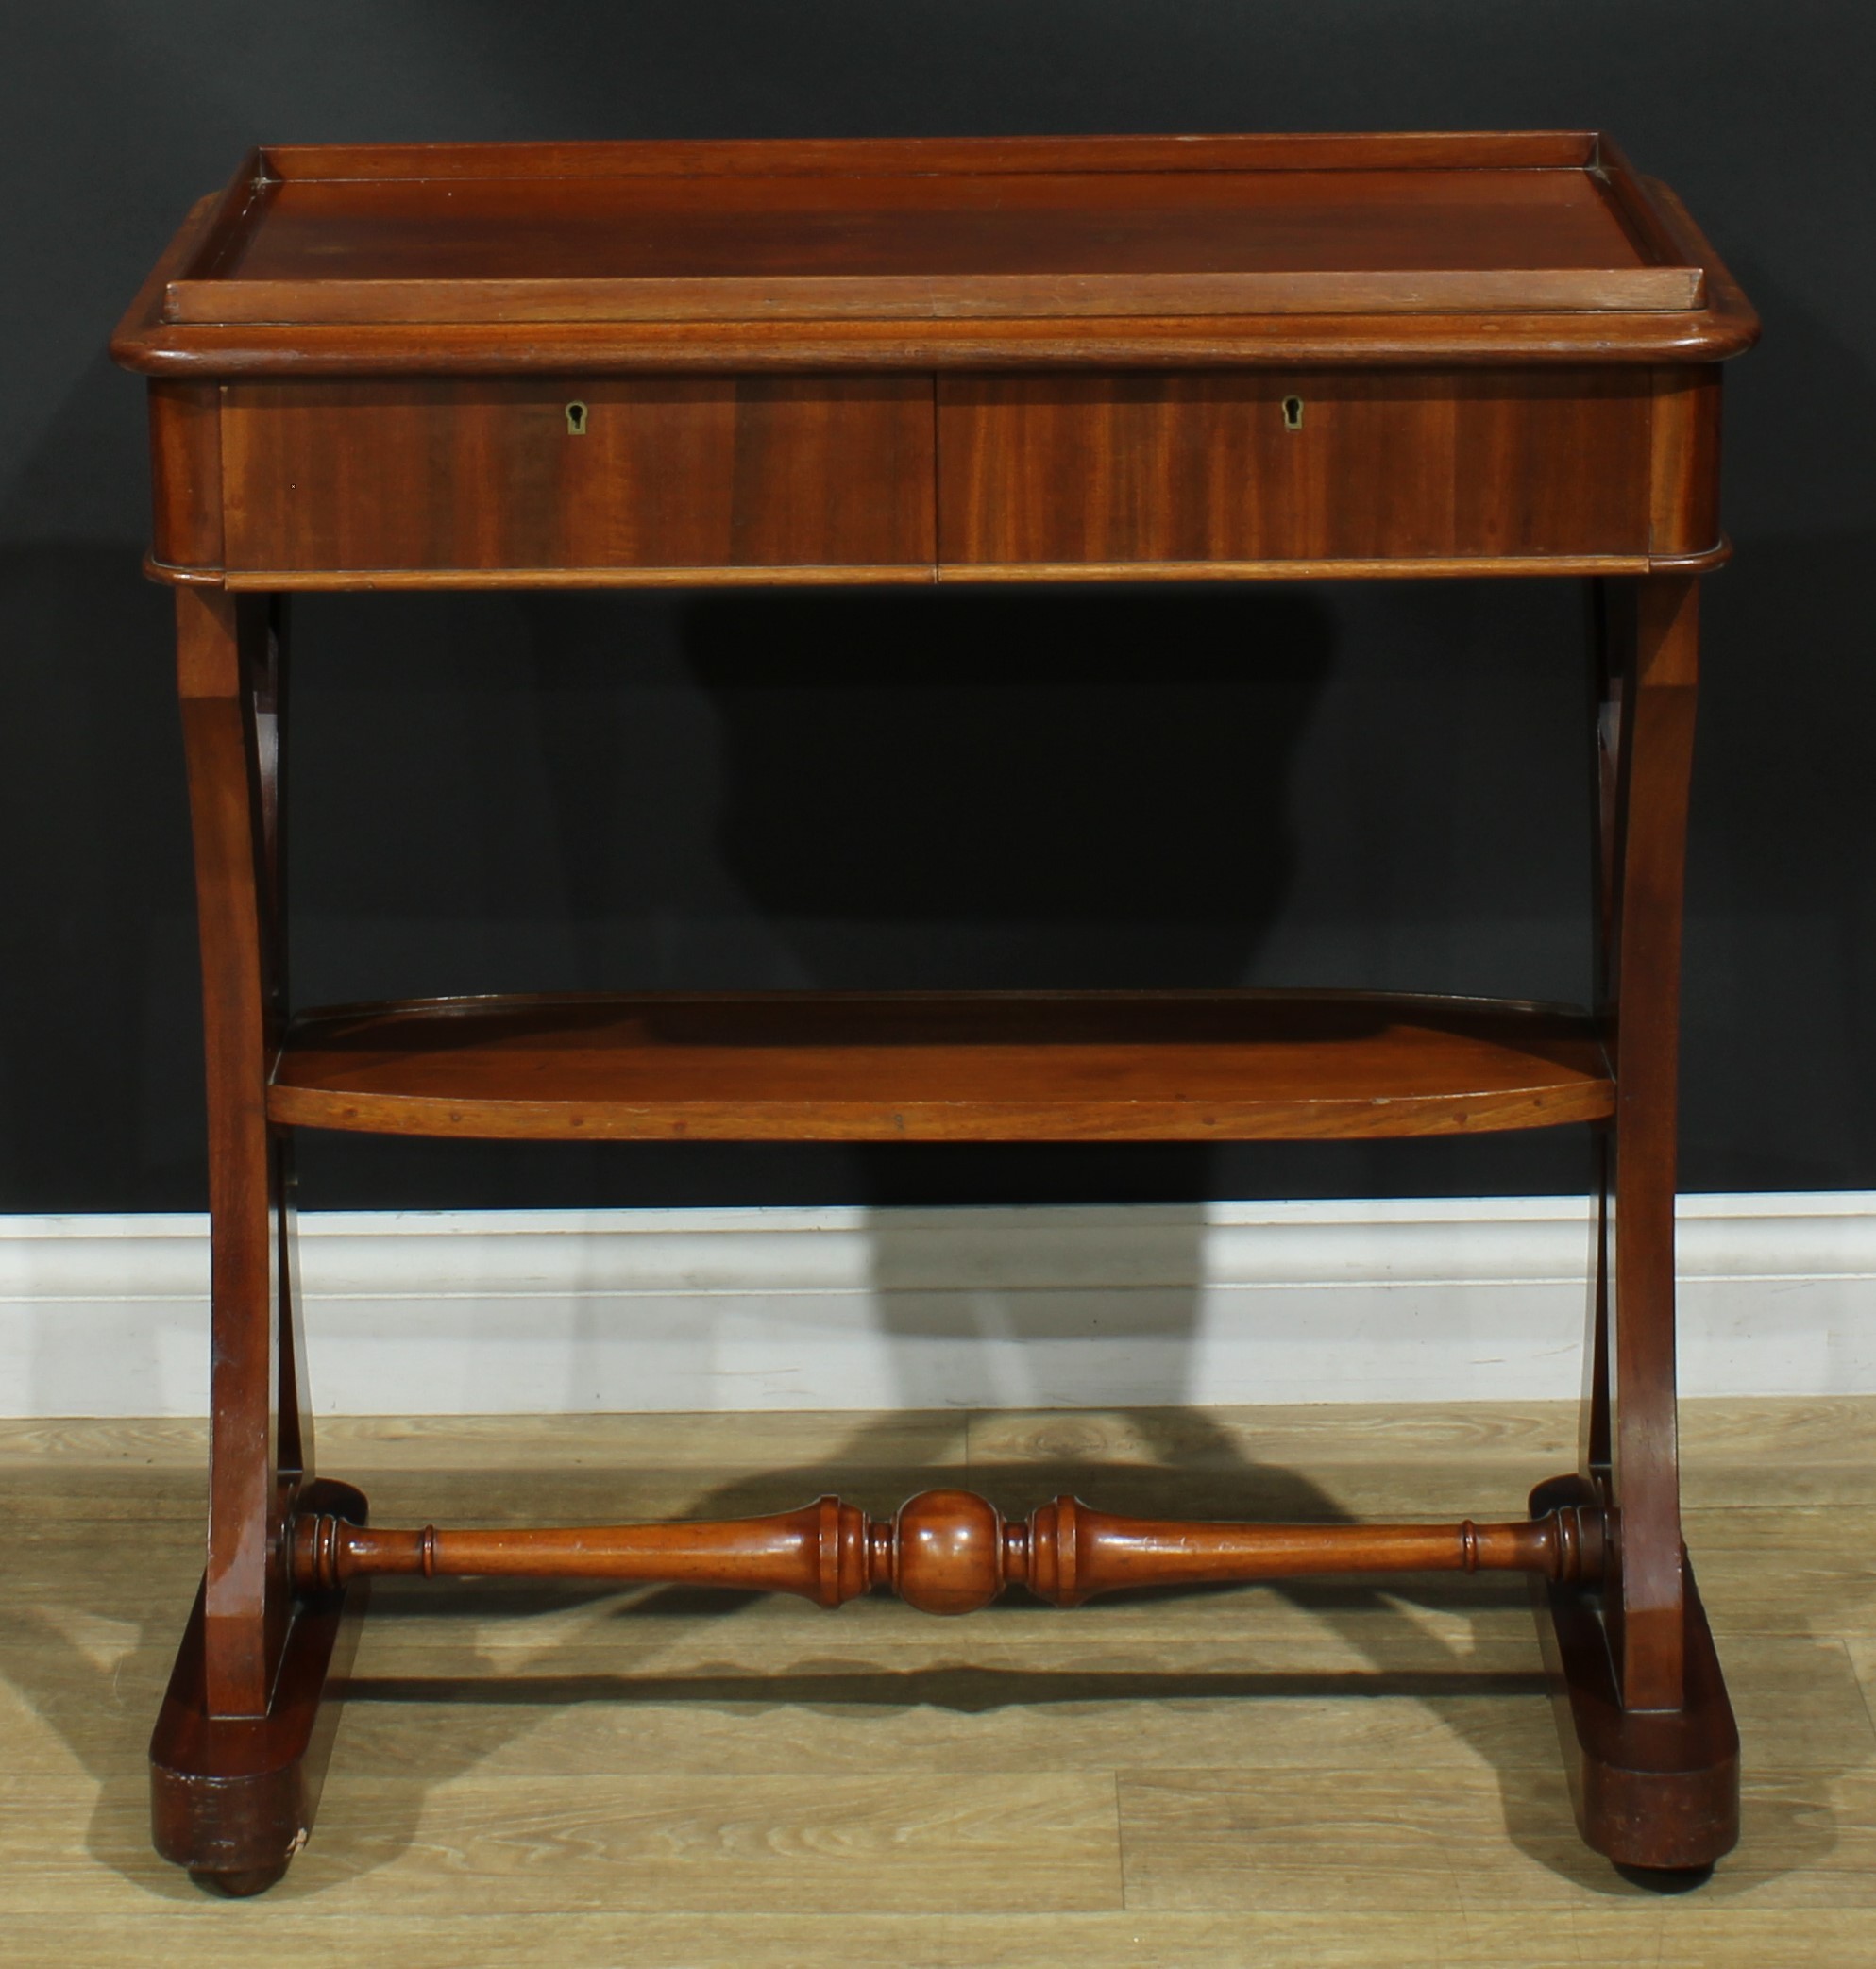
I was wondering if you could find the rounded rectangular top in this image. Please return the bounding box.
[112,133,1758,374]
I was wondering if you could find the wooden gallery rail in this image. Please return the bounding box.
[111,132,1758,1897]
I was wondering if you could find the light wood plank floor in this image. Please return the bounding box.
[3,1400,1873,1966]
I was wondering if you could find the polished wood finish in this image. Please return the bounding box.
[222,377,935,576]
[175,146,1683,322]
[1648,367,1723,558]
[147,381,223,571]
[938,550,1707,584]
[213,366,1708,585]
[266,990,1614,1143]
[938,370,1651,567]
[250,131,1615,173]
[292,1489,1605,1610]
[1597,576,1702,1713]
[221,562,938,591]
[164,159,1701,324]
[149,1480,369,1895]
[113,134,1757,1893]
[135,383,1744,598]
[174,587,296,1719]
[1530,1475,1739,1871]
[111,133,1756,378]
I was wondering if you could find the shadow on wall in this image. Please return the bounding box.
[682,584,1333,982]
[0,540,200,1209]
[682,583,1327,1410]
[685,586,1298,1415]
[1680,527,1876,1190]
[8,318,1876,1213]
[1675,255,1876,1186]
[290,579,1378,1212]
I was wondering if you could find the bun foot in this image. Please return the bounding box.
[191,1864,289,1898]
[1614,1861,1715,1894]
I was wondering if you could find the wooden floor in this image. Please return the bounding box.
[4,1400,1874,1967]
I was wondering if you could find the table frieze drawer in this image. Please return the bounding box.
[220,377,936,579]
[938,370,1653,571]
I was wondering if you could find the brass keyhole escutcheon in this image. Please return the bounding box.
[565,401,589,435]
[1282,395,1305,431]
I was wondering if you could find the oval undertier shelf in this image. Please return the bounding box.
[266,989,1614,1142]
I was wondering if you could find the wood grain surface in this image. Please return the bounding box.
[292,1489,1600,1605]
[164,140,1686,326]
[111,133,1760,375]
[222,377,935,574]
[264,990,1614,1142]
[174,589,288,1720]
[159,367,1721,586]
[938,369,1651,565]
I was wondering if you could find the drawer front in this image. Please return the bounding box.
[222,378,936,575]
[938,371,1652,567]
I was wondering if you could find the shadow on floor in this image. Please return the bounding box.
[5,1410,1839,1902]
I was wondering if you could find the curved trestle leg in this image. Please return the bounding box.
[1523,573,1739,1882]
[155,590,372,1898]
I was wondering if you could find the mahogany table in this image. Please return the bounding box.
[112,132,1758,1894]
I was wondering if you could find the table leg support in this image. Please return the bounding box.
[150,1479,371,1894]
[1594,575,1702,1708]
[1544,571,1738,1875]
[160,587,361,1893]
[1529,1475,1739,1872]
[147,564,1740,1888]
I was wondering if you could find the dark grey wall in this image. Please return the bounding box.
[3,2,1872,1213]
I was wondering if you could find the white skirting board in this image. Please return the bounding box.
[2,1194,1873,1417]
